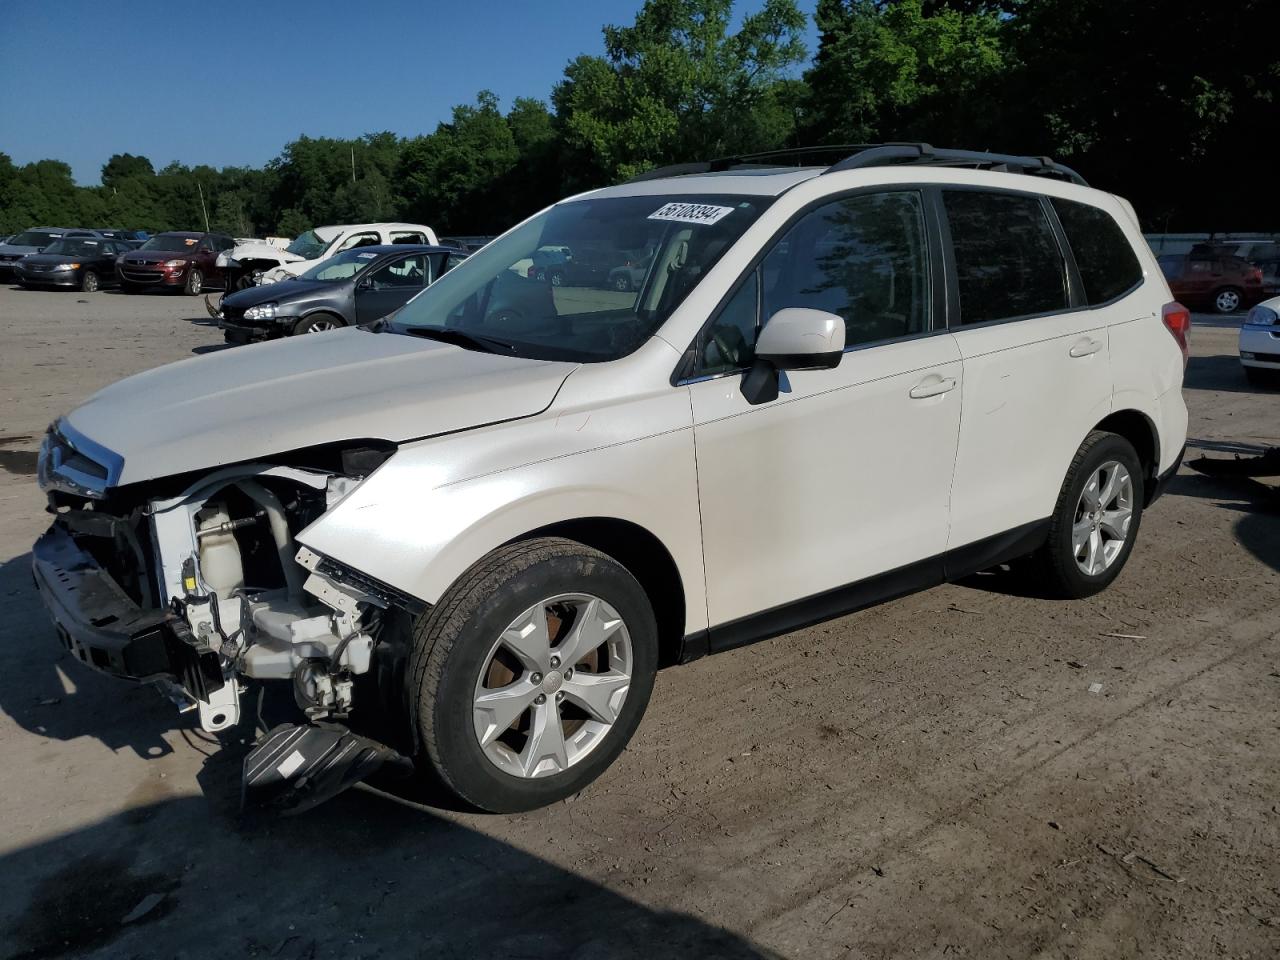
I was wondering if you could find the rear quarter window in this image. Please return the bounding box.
[1052,198,1144,305]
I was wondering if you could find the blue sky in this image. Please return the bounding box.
[0,1,819,185]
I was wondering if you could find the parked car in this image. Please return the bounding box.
[31,144,1187,814]
[1157,253,1265,314]
[117,231,235,294]
[0,227,81,280]
[14,236,133,291]
[607,248,657,291]
[220,223,439,288]
[440,235,495,254]
[93,228,148,249]
[1240,296,1280,385]
[216,244,465,342]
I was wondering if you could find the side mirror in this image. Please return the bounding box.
[741,308,845,405]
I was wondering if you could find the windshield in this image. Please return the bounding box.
[9,231,59,248]
[299,248,383,282]
[44,239,106,257]
[140,234,200,252]
[285,230,331,260]
[387,194,770,362]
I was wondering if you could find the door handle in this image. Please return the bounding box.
[909,376,957,399]
[1069,337,1103,358]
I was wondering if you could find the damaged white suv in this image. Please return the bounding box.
[33,145,1188,813]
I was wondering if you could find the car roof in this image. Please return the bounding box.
[589,168,822,200]
[156,231,207,238]
[314,223,434,233]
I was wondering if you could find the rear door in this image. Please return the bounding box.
[354,253,430,323]
[942,188,1113,553]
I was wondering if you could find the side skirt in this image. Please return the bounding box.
[677,519,1050,663]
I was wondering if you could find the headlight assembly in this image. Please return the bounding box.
[244,303,278,321]
[1245,305,1278,326]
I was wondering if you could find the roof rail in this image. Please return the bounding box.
[626,142,1087,186]
[823,142,1087,185]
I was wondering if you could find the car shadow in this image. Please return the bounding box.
[1184,353,1277,394]
[1174,469,1280,574]
[0,790,778,960]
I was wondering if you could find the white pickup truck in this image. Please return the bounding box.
[220,222,439,287]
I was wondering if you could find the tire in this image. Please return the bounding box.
[613,274,631,292]
[292,313,345,335]
[80,270,99,293]
[549,270,564,287]
[234,272,255,291]
[1028,430,1145,599]
[1212,287,1242,314]
[409,537,658,813]
[184,268,203,296]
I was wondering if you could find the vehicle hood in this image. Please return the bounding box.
[121,249,191,264]
[64,328,578,486]
[222,277,334,309]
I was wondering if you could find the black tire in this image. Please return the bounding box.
[1211,286,1243,314]
[292,313,345,335]
[549,270,564,287]
[234,271,255,291]
[80,270,99,293]
[1028,430,1145,599]
[409,537,658,813]
[613,274,631,292]
[184,268,203,296]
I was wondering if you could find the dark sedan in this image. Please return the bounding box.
[117,231,235,294]
[217,244,466,343]
[15,236,134,291]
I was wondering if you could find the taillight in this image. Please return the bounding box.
[1249,267,1263,284]
[1162,301,1191,366]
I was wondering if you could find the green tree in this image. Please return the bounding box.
[553,0,808,183]
[101,153,155,188]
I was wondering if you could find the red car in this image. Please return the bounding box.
[116,231,234,295]
[1157,253,1264,314]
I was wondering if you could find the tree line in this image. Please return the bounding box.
[1,0,1274,238]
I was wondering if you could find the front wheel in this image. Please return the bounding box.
[1028,430,1144,599]
[293,313,345,335]
[410,538,658,813]
[80,270,100,293]
[184,268,204,296]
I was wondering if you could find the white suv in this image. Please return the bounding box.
[33,145,1188,813]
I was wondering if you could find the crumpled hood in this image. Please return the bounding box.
[225,239,305,264]
[65,328,578,486]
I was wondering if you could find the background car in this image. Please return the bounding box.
[93,228,147,249]
[217,244,465,342]
[1158,252,1265,314]
[221,222,440,288]
[14,236,133,291]
[117,231,235,294]
[607,248,657,291]
[1240,297,1280,386]
[0,227,79,280]
[440,235,495,254]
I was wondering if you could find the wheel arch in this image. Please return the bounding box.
[1094,408,1160,502]
[505,517,687,668]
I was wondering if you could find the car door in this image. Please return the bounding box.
[354,253,430,323]
[192,235,219,283]
[941,188,1113,555]
[687,189,963,635]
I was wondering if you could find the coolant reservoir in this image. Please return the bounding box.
[196,503,245,599]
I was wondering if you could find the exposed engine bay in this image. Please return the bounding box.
[38,442,405,740]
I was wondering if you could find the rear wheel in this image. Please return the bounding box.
[80,270,99,293]
[409,538,658,812]
[293,313,345,335]
[1212,287,1242,314]
[185,268,204,296]
[1029,430,1144,599]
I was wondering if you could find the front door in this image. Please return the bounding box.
[688,189,963,635]
[355,253,430,324]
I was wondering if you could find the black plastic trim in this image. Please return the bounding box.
[1146,444,1185,507]
[678,519,1051,662]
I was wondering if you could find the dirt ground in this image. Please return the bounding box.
[0,284,1276,960]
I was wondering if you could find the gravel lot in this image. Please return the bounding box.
[0,285,1277,960]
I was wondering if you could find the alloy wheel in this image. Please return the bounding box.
[1072,460,1134,576]
[472,593,633,779]
[306,318,337,332]
[1215,289,1241,313]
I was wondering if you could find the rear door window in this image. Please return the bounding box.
[1051,198,1143,305]
[943,190,1069,325]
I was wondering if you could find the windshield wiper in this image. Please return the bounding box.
[397,326,518,354]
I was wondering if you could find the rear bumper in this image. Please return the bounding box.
[32,523,223,697]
